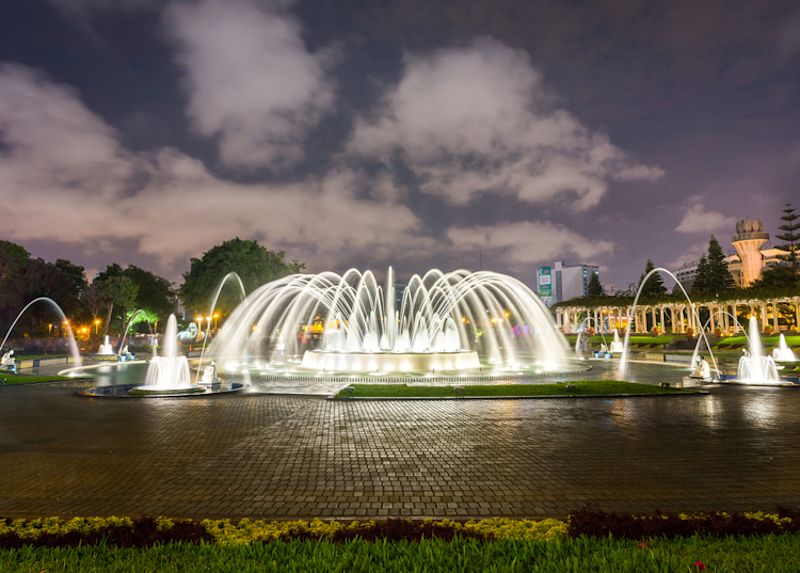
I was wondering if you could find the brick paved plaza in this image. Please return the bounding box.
[2,372,800,519]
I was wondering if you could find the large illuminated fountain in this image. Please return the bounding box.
[210,268,571,377]
[130,314,203,395]
[735,317,781,384]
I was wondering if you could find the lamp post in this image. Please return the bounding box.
[94,318,101,336]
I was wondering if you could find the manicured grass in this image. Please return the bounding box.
[0,373,73,385]
[2,535,800,572]
[779,363,800,374]
[716,335,800,348]
[566,335,677,346]
[336,380,697,399]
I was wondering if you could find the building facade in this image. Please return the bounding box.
[675,218,787,289]
[537,261,599,306]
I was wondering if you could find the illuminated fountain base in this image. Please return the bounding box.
[300,349,481,373]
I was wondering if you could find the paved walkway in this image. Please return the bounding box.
[1,380,799,519]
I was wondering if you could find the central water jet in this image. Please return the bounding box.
[130,314,202,394]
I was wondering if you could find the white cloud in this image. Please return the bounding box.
[165,0,336,169]
[0,64,424,272]
[446,221,613,267]
[675,202,737,234]
[348,37,662,209]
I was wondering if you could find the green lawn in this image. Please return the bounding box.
[716,335,800,348]
[2,535,799,572]
[336,380,697,399]
[0,373,74,385]
[566,335,677,346]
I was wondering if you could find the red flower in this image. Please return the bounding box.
[638,542,648,549]
[693,560,706,571]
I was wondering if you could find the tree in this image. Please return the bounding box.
[638,259,666,297]
[704,235,735,294]
[586,272,604,296]
[776,202,800,270]
[180,238,304,315]
[0,240,31,324]
[22,258,87,326]
[749,265,800,293]
[692,255,709,294]
[690,236,734,296]
[93,266,139,337]
[122,265,175,321]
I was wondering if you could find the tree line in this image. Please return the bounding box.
[0,238,303,340]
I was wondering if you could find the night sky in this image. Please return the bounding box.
[1,0,798,290]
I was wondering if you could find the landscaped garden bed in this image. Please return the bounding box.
[334,380,703,399]
[2,512,800,571]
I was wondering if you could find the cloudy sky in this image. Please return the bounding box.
[1,0,798,289]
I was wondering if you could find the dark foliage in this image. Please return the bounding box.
[638,259,667,297]
[567,506,799,539]
[180,238,304,315]
[777,203,799,269]
[586,272,604,296]
[328,520,490,543]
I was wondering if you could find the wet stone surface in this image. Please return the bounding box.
[1,365,800,519]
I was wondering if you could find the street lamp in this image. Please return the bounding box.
[94,318,101,336]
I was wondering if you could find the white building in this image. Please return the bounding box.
[536,261,600,306]
[675,218,787,289]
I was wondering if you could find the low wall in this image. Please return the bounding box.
[664,353,692,365]
[17,357,72,369]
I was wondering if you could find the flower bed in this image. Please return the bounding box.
[0,517,567,548]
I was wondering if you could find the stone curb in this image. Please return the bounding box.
[332,391,709,401]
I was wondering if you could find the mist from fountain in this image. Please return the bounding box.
[210,267,570,374]
[736,317,781,384]
[138,314,191,390]
[0,297,82,367]
[773,333,797,362]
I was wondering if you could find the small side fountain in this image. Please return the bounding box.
[97,335,114,355]
[772,334,797,362]
[734,317,783,385]
[129,315,203,395]
[574,316,608,360]
[609,330,625,354]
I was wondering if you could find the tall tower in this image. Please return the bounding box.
[732,218,768,286]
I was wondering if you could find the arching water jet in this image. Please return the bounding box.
[0,297,82,368]
[210,267,572,377]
